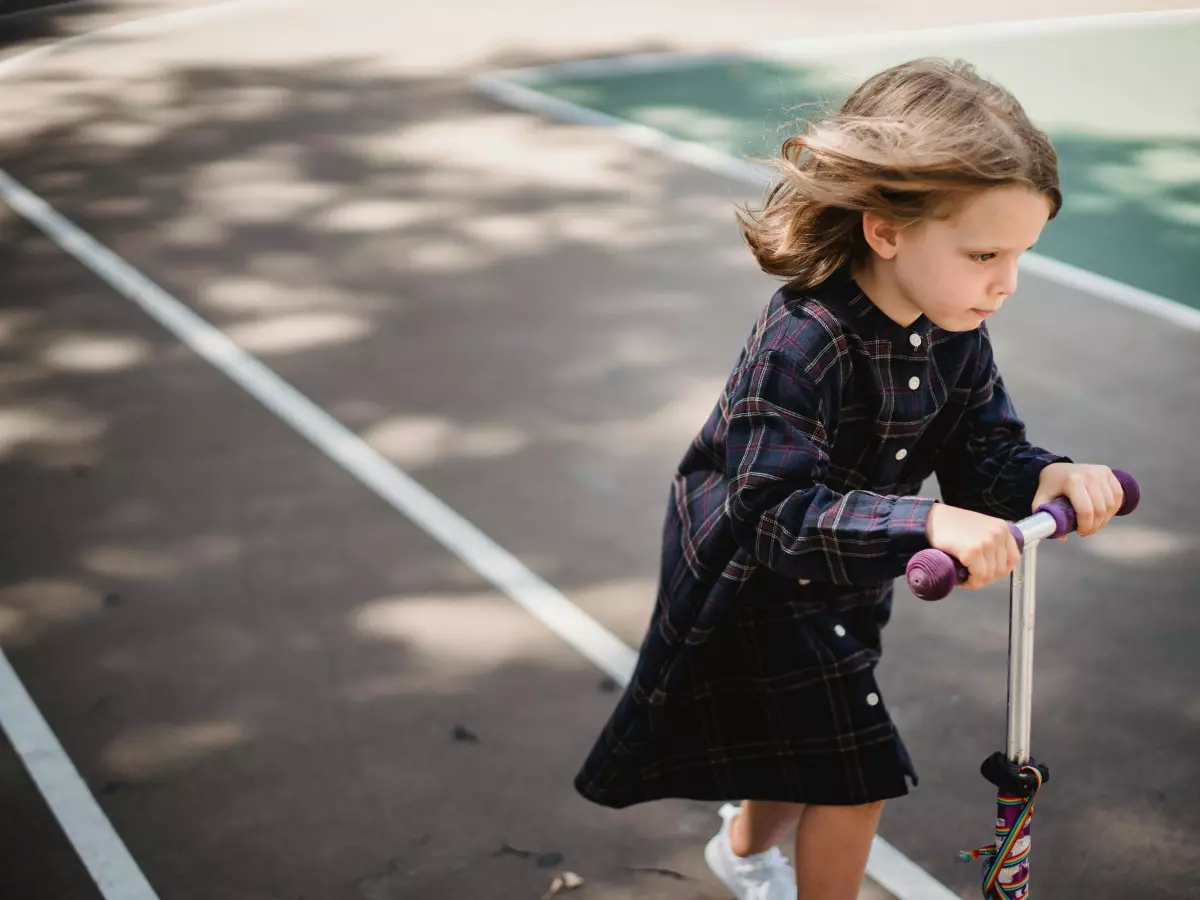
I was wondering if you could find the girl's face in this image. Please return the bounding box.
[892,185,1054,332]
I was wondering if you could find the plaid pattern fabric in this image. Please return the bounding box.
[575,267,1068,808]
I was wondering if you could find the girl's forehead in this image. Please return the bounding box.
[943,186,1052,245]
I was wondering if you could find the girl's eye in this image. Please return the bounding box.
[970,252,998,263]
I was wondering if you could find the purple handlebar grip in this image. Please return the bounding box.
[1037,496,1076,539]
[906,523,1024,602]
[1009,522,1026,552]
[1035,469,1140,538]
[1114,470,1141,514]
[905,550,962,601]
[905,470,1139,601]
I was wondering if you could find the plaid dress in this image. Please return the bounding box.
[574,267,1068,808]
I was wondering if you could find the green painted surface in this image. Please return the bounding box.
[518,23,1200,308]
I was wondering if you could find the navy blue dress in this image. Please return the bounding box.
[575,268,1068,808]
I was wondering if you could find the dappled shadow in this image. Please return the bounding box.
[0,23,1196,900]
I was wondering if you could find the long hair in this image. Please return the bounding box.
[737,58,1061,290]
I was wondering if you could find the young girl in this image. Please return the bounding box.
[573,58,1125,900]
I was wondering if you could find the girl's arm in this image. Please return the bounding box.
[725,348,934,586]
[933,325,1070,521]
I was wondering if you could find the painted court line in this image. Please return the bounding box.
[0,5,320,900]
[0,0,303,82]
[0,651,159,900]
[472,70,1200,334]
[474,74,771,185]
[0,168,643,687]
[27,169,646,683]
[497,7,1200,81]
[0,4,296,898]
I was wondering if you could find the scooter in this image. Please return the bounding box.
[905,471,1141,899]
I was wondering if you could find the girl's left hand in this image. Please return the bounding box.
[1033,462,1125,539]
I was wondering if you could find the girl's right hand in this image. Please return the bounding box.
[925,503,1021,590]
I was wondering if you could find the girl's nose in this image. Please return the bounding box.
[995,261,1019,297]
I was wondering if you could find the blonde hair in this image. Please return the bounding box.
[737,58,1061,290]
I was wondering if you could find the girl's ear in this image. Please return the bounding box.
[862,212,901,260]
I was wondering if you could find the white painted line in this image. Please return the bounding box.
[0,0,304,82]
[0,651,160,900]
[762,6,1200,59]
[0,4,318,898]
[472,73,1200,334]
[0,5,322,900]
[868,838,962,900]
[475,74,771,185]
[503,8,1200,81]
[0,167,640,687]
[1020,253,1200,332]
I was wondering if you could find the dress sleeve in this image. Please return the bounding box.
[725,349,935,586]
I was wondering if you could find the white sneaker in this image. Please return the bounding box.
[703,803,797,900]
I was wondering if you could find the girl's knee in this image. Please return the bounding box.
[732,800,805,856]
[738,799,806,834]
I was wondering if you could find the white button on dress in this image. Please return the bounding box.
[910,333,922,348]
[895,448,908,460]
[866,692,880,707]
[908,376,920,390]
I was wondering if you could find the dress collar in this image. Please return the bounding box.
[817,266,936,345]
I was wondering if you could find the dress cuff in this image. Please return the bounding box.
[1019,454,1074,511]
[888,495,937,557]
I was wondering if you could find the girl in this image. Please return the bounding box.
[573,58,1125,900]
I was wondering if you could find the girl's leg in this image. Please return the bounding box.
[730,800,806,856]
[792,801,884,900]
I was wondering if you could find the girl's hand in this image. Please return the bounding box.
[925,504,1021,590]
[1033,463,1124,539]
